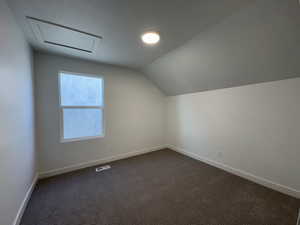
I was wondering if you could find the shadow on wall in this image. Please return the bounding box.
[144,0,300,96]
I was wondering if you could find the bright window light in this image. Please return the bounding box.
[59,72,104,142]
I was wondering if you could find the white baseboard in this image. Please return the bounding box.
[39,145,166,179]
[167,144,300,199]
[12,174,38,225]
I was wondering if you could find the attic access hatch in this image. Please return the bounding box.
[27,16,102,53]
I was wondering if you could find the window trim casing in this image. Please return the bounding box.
[58,71,105,143]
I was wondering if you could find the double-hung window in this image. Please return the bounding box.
[59,72,104,142]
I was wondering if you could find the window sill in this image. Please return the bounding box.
[60,135,104,143]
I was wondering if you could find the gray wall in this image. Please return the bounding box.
[34,52,166,174]
[0,0,36,225]
[144,0,300,96]
[167,78,300,197]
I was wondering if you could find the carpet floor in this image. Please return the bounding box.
[21,149,299,225]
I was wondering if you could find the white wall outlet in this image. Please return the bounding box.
[217,152,223,158]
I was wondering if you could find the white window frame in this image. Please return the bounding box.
[58,71,105,143]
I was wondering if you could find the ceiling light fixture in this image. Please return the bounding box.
[141,32,160,45]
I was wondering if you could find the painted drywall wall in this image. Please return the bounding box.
[34,52,165,173]
[144,0,300,95]
[166,78,300,196]
[0,0,36,225]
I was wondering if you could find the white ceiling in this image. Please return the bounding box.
[144,0,300,95]
[7,0,251,68]
[9,0,299,96]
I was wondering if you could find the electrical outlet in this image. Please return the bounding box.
[217,152,223,158]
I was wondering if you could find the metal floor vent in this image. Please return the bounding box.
[95,165,111,172]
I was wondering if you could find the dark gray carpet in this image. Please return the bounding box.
[21,149,299,225]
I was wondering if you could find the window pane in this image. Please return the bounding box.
[63,108,103,139]
[60,73,103,106]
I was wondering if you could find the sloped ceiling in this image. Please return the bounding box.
[7,0,300,95]
[7,0,251,68]
[143,0,300,95]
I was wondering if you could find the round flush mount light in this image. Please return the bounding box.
[141,32,160,45]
